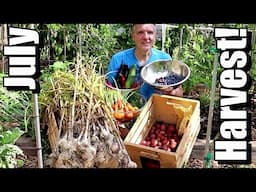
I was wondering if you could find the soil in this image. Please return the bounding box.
[19,155,38,168]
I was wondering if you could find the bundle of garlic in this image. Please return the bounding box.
[40,57,137,168]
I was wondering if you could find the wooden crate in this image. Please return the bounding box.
[124,94,200,168]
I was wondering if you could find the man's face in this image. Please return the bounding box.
[132,24,156,52]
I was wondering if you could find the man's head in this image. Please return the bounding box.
[131,24,156,52]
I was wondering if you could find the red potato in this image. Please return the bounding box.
[151,125,156,131]
[160,130,165,135]
[160,124,167,131]
[162,139,169,145]
[149,130,154,136]
[146,137,151,142]
[151,139,158,147]
[156,132,161,138]
[168,124,176,131]
[162,145,169,151]
[140,122,181,152]
[156,123,161,129]
[150,133,156,139]
[157,141,162,147]
[140,140,147,146]
[169,139,177,150]
[172,134,179,141]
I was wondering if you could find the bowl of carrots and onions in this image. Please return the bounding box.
[105,64,144,92]
[111,91,146,122]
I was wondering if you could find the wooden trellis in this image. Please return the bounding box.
[0,24,7,73]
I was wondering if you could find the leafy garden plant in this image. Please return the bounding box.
[0,125,25,168]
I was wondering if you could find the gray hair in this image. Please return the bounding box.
[131,24,156,33]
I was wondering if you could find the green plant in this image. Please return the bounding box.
[198,92,210,109]
[169,25,216,95]
[0,126,25,168]
[37,24,120,72]
[0,73,33,137]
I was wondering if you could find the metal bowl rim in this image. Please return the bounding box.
[140,59,191,90]
[105,70,144,91]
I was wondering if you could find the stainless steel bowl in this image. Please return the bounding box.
[140,59,190,90]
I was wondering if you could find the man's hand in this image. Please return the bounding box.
[159,85,183,97]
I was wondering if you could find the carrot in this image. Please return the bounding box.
[126,102,134,111]
[114,111,125,120]
[117,99,122,109]
[123,105,129,113]
[125,111,133,120]
[132,106,139,117]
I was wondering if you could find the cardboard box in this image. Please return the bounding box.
[124,94,200,168]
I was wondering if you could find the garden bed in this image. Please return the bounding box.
[21,82,256,168]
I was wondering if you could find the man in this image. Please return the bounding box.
[108,24,183,100]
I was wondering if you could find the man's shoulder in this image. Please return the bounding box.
[113,48,134,58]
[151,48,171,59]
[152,48,170,56]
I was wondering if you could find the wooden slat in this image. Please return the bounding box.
[177,117,200,167]
[125,97,153,143]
